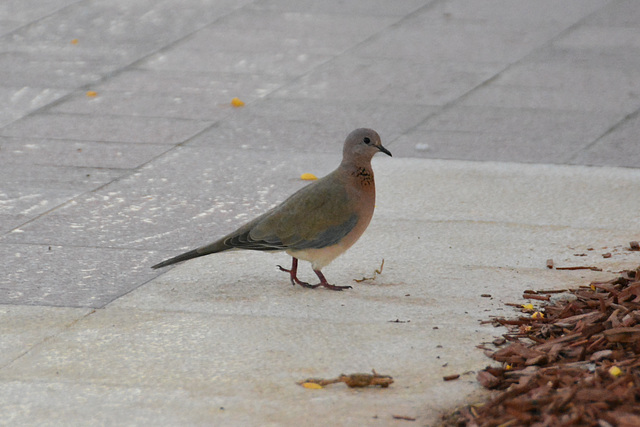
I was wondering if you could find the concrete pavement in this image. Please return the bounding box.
[1,0,640,425]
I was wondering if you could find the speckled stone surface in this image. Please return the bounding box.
[1,0,640,425]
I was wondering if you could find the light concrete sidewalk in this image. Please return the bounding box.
[2,158,639,426]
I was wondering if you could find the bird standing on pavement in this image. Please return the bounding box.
[152,128,391,290]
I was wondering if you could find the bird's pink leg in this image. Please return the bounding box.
[314,269,352,291]
[277,258,319,288]
[277,258,351,290]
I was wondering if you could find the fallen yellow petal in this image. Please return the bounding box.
[301,382,323,389]
[231,97,244,107]
[532,311,544,319]
[609,366,622,377]
[505,364,512,370]
[86,91,98,97]
[300,173,317,181]
[521,303,534,310]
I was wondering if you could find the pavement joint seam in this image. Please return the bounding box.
[0,307,97,369]
[0,0,86,40]
[566,106,640,163]
[0,143,177,235]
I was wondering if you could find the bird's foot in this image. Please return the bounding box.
[277,263,320,289]
[277,260,352,291]
[297,281,322,289]
[314,269,352,291]
[319,282,353,291]
[277,264,291,275]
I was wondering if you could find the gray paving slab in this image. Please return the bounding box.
[141,48,334,78]
[90,68,288,101]
[187,98,438,150]
[414,106,621,137]
[0,0,83,26]
[0,146,340,251]
[0,113,213,144]
[2,0,640,425]
[271,55,502,105]
[250,0,429,16]
[460,80,640,114]
[0,20,21,37]
[584,0,640,26]
[48,69,289,122]
[0,87,68,128]
[0,137,168,169]
[4,0,253,55]
[0,186,104,235]
[351,0,611,66]
[0,136,161,234]
[0,243,160,307]
[417,0,608,26]
[0,162,126,233]
[527,41,640,71]
[0,216,36,236]
[571,111,640,168]
[390,107,624,163]
[135,7,388,77]
[354,20,556,65]
[0,159,128,188]
[189,10,399,57]
[0,187,81,235]
[553,24,640,52]
[0,50,114,91]
[49,90,238,121]
[458,28,640,115]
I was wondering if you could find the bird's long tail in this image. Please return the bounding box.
[151,213,272,269]
[151,240,227,269]
[151,249,201,269]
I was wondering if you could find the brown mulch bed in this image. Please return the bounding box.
[444,266,640,427]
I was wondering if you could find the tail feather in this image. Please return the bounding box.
[152,211,279,269]
[151,248,203,269]
[152,240,228,269]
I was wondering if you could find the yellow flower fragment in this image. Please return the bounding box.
[230,97,245,107]
[301,382,323,389]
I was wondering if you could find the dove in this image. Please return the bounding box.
[152,128,391,290]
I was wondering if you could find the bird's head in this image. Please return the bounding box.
[342,128,392,164]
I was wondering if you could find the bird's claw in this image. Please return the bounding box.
[321,283,352,291]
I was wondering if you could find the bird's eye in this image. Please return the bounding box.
[363,137,371,144]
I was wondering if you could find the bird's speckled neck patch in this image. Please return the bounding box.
[352,167,374,186]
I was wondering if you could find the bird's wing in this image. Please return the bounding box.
[231,172,358,251]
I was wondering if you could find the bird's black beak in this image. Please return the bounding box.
[378,145,392,157]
